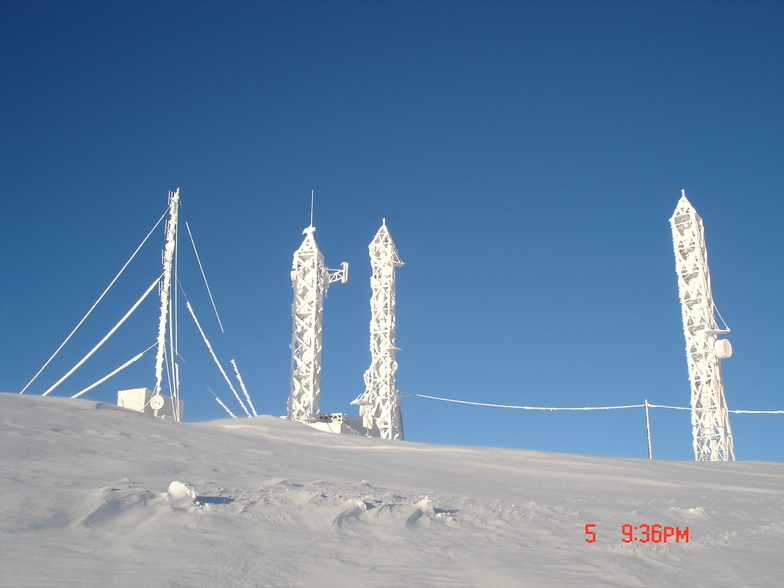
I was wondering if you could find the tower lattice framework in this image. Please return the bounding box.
[288,225,347,423]
[352,220,404,440]
[670,191,735,461]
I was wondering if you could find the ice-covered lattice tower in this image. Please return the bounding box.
[152,188,181,420]
[670,191,735,461]
[288,225,348,423]
[351,220,404,440]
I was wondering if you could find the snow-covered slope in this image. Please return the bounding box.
[1,393,782,587]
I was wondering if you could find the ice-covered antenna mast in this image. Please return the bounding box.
[670,190,735,461]
[351,219,405,440]
[152,188,180,419]
[287,198,348,423]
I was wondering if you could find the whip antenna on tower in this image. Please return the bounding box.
[351,219,405,440]
[670,190,735,461]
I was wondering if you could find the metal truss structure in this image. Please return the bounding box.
[152,188,181,420]
[352,220,404,440]
[288,225,348,423]
[670,191,735,461]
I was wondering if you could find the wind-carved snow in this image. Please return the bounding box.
[81,480,160,528]
[1,393,782,587]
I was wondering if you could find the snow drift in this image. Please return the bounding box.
[1,393,782,587]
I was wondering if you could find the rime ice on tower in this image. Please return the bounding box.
[288,225,347,423]
[670,191,735,461]
[121,189,183,421]
[352,220,404,440]
[151,188,181,420]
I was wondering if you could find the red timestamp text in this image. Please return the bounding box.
[584,524,689,543]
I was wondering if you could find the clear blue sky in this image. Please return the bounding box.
[1,0,782,461]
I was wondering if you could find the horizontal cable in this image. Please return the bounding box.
[729,409,784,414]
[411,394,783,414]
[411,393,643,411]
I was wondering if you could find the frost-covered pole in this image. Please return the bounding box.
[152,188,180,417]
[670,191,735,461]
[352,220,404,440]
[288,225,347,422]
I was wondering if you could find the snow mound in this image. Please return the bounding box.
[167,480,197,501]
[81,480,161,528]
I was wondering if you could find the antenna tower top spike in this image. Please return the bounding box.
[310,190,315,228]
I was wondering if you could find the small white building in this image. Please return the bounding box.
[117,388,183,419]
